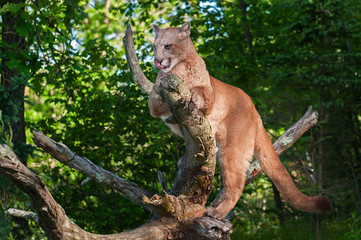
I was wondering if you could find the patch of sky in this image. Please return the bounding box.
[199,1,219,15]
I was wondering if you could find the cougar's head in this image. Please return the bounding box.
[152,22,191,73]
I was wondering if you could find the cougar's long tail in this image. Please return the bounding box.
[254,121,332,213]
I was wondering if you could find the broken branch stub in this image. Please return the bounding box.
[5,208,39,223]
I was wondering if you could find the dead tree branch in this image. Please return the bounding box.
[123,25,154,96]
[5,208,39,223]
[32,129,154,213]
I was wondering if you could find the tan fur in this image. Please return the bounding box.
[148,22,332,219]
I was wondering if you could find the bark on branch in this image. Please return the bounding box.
[32,129,154,213]
[5,208,39,223]
[123,25,154,96]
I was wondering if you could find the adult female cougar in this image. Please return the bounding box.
[148,22,332,219]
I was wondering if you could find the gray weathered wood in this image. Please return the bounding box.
[5,208,39,223]
[123,25,155,96]
[32,129,154,213]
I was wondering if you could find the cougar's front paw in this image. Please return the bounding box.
[204,207,223,220]
[191,93,205,110]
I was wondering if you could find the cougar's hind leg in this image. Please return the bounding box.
[206,120,256,219]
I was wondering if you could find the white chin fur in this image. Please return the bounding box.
[161,59,178,73]
[160,115,183,137]
[161,68,171,73]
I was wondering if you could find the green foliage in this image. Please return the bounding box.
[232,212,361,240]
[0,178,46,240]
[346,213,361,240]
[0,74,35,161]
[0,111,13,148]
[233,217,319,240]
[0,201,13,240]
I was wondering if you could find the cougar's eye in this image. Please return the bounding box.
[164,44,171,50]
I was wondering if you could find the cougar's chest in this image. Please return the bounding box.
[170,61,210,89]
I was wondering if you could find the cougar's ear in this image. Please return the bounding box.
[177,22,191,39]
[152,24,162,34]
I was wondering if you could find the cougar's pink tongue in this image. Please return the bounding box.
[155,61,164,69]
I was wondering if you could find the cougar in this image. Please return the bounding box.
[148,22,332,219]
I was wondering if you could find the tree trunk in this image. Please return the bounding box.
[239,0,253,54]
[0,0,27,164]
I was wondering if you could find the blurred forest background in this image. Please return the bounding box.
[0,0,360,239]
